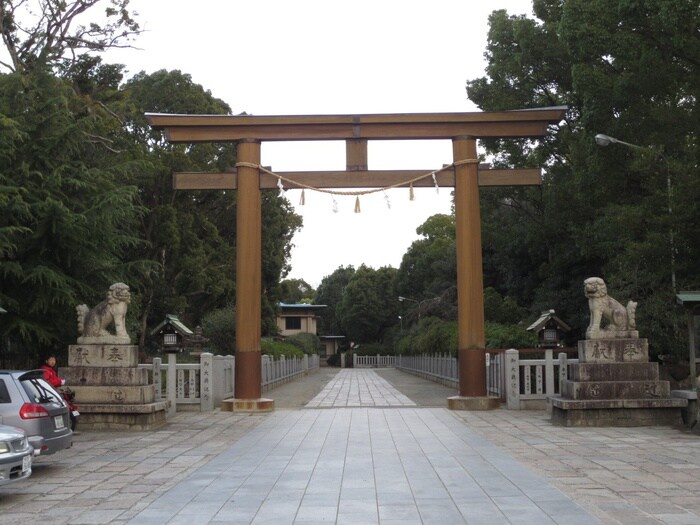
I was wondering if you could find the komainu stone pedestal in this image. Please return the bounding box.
[550,338,686,426]
[62,344,167,431]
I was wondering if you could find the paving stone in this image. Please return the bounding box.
[3,368,700,524]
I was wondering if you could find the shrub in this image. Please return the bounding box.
[201,306,236,355]
[395,317,536,355]
[485,322,537,349]
[285,332,322,355]
[261,339,305,359]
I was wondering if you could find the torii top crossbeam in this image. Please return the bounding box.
[146,107,566,142]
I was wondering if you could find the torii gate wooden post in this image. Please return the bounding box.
[146,108,566,411]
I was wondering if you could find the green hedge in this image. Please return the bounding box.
[395,317,536,356]
[261,340,305,359]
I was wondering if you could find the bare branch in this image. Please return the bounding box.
[1,0,141,75]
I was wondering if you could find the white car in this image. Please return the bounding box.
[0,424,33,486]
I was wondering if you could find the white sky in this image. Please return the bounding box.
[104,0,534,287]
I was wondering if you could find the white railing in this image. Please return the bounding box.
[139,353,234,412]
[505,349,579,410]
[139,352,319,411]
[353,354,397,368]
[395,353,459,388]
[486,351,506,398]
[370,350,577,409]
[262,354,319,392]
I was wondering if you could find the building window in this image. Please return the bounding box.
[543,329,557,341]
[164,333,178,345]
[285,317,301,330]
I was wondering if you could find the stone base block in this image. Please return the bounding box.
[569,362,659,382]
[70,384,155,404]
[68,345,138,368]
[672,390,698,429]
[220,398,274,412]
[578,338,648,363]
[550,396,686,427]
[60,366,150,386]
[78,401,168,431]
[561,379,671,400]
[447,396,500,411]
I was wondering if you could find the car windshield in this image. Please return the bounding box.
[21,377,63,405]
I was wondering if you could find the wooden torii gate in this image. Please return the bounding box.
[146,108,566,411]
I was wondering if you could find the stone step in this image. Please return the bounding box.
[77,401,169,431]
[550,395,686,427]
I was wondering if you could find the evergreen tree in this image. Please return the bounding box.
[467,0,699,354]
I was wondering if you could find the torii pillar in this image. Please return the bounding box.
[448,136,497,409]
[145,108,566,411]
[232,140,273,411]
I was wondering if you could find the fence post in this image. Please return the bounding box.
[506,349,520,410]
[261,354,270,389]
[545,349,554,396]
[303,354,309,374]
[153,357,162,401]
[558,352,568,396]
[167,353,177,417]
[201,352,214,412]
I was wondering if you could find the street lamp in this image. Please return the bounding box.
[594,133,646,150]
[398,295,441,320]
[595,133,676,294]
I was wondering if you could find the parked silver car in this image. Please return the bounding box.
[0,370,72,456]
[0,424,32,485]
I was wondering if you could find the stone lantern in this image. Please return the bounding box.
[151,315,193,416]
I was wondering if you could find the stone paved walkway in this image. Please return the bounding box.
[0,367,699,525]
[305,369,416,407]
[126,369,596,524]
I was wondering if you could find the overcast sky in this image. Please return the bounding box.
[106,0,534,287]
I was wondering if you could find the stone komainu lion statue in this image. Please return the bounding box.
[584,277,638,339]
[76,283,131,343]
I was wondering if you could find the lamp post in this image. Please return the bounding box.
[594,133,676,294]
[398,295,440,320]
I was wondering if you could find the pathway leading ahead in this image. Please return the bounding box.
[2,368,699,524]
[128,370,596,524]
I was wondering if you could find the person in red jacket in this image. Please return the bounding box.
[40,355,65,388]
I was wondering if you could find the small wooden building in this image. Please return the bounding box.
[151,314,194,352]
[527,309,571,349]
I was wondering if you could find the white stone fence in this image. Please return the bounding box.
[138,352,319,411]
[359,349,578,409]
[353,354,397,368]
[503,349,578,409]
[261,354,320,392]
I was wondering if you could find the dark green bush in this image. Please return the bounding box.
[285,332,322,355]
[261,339,305,359]
[201,306,236,355]
[395,317,536,355]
